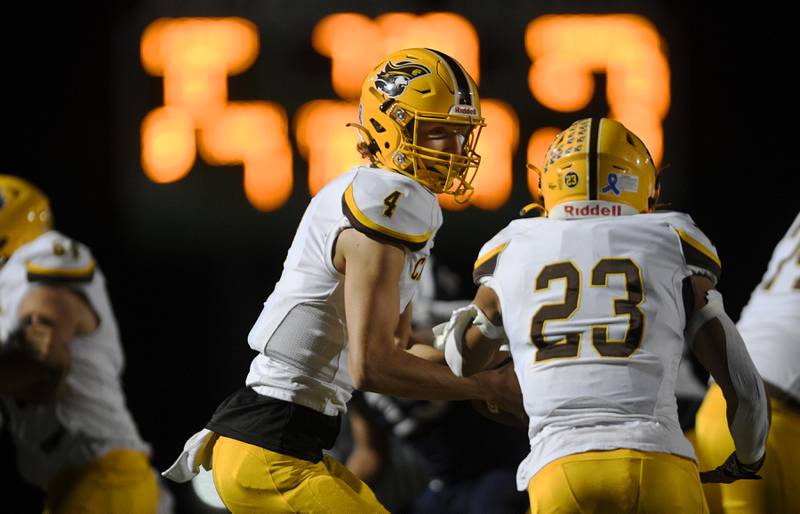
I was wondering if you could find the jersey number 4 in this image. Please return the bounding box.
[383,191,402,218]
[531,258,644,362]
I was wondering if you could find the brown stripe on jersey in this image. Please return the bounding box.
[473,253,501,285]
[27,270,94,284]
[588,117,600,200]
[472,242,508,284]
[341,195,427,251]
[680,238,722,281]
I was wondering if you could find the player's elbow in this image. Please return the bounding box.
[351,363,380,391]
[350,347,394,392]
[350,364,370,390]
[350,352,381,391]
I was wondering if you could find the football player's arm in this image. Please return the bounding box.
[406,342,445,363]
[0,285,96,400]
[442,285,507,377]
[398,304,446,362]
[686,274,770,483]
[338,229,516,409]
[394,301,413,350]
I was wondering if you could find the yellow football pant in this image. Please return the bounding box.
[528,448,709,513]
[43,449,157,514]
[695,383,800,514]
[211,435,389,514]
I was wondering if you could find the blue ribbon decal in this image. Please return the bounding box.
[602,173,621,195]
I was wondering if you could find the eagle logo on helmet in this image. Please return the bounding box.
[374,60,431,98]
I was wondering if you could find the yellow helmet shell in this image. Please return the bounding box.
[0,175,52,261]
[358,48,485,201]
[540,118,659,218]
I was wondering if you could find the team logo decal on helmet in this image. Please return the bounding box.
[374,60,431,98]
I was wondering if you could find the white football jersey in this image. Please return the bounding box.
[0,231,149,488]
[246,166,442,416]
[474,212,720,490]
[738,212,800,401]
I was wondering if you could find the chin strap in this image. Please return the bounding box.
[346,123,380,162]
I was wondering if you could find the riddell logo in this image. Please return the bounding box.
[564,204,623,216]
[452,105,477,115]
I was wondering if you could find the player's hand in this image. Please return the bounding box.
[473,360,525,420]
[699,452,763,484]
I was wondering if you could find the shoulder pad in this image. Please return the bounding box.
[24,232,96,284]
[664,212,721,283]
[473,221,525,284]
[342,168,442,251]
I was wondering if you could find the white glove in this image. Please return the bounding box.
[432,322,448,351]
[162,428,219,483]
[443,305,479,377]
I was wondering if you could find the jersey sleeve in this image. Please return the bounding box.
[472,221,522,285]
[341,169,442,251]
[25,233,96,285]
[668,213,722,284]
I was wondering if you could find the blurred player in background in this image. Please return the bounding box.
[164,48,522,513]
[0,175,159,514]
[438,118,770,513]
[695,212,800,513]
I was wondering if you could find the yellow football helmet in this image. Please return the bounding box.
[354,48,485,202]
[0,175,52,262]
[538,118,660,218]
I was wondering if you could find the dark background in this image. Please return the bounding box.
[1,1,795,511]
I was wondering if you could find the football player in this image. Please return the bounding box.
[438,118,770,513]
[164,48,520,513]
[0,176,158,513]
[695,211,800,513]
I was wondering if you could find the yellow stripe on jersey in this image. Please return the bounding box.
[343,184,432,244]
[26,260,96,279]
[473,242,509,271]
[675,228,721,268]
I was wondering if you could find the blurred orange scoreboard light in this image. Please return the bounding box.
[141,13,669,212]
